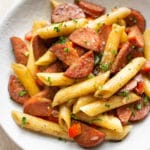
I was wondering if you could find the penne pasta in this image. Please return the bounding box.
[100,24,124,71]
[99,125,132,141]
[73,95,96,114]
[12,111,72,140]
[37,18,88,39]
[32,20,48,35]
[95,57,146,98]
[120,29,128,43]
[35,50,57,66]
[50,0,62,8]
[75,112,123,132]
[27,40,38,76]
[59,104,71,131]
[11,63,40,96]
[52,71,110,107]
[143,75,150,98]
[144,29,150,60]
[80,93,141,116]
[37,72,75,86]
[86,7,131,31]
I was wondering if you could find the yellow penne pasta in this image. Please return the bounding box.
[75,112,123,132]
[144,29,150,60]
[27,40,38,76]
[59,104,71,131]
[120,29,128,43]
[73,95,96,114]
[12,111,72,140]
[52,71,110,107]
[143,75,150,98]
[86,7,131,31]
[32,20,48,35]
[50,0,62,8]
[37,18,88,39]
[80,93,140,116]
[37,72,75,86]
[100,24,124,71]
[35,50,57,66]
[95,57,146,98]
[99,125,132,141]
[11,63,40,96]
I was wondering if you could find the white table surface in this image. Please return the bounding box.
[0,1,21,149]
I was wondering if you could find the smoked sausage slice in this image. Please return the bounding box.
[32,35,48,60]
[8,75,30,105]
[77,0,105,18]
[69,27,100,52]
[50,43,79,66]
[24,96,52,117]
[127,26,144,48]
[51,3,85,23]
[111,42,130,73]
[74,122,105,148]
[65,51,94,78]
[125,9,146,32]
[10,36,28,65]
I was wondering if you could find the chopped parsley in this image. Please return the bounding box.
[98,85,103,91]
[71,113,78,120]
[73,19,78,24]
[105,103,110,108]
[47,76,52,85]
[64,47,70,52]
[112,49,117,56]
[118,90,129,98]
[135,103,142,110]
[53,26,60,32]
[87,73,95,79]
[18,90,28,97]
[100,63,110,72]
[84,40,88,46]
[58,36,67,44]
[144,96,150,105]
[94,52,103,65]
[22,116,27,128]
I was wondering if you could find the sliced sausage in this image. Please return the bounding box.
[111,42,131,73]
[129,100,150,121]
[73,45,86,57]
[121,74,143,92]
[65,51,94,78]
[127,26,144,48]
[43,61,64,73]
[51,3,85,23]
[77,0,105,18]
[32,35,48,60]
[24,96,52,117]
[50,43,79,66]
[116,106,132,125]
[69,27,100,52]
[99,25,112,51]
[10,36,28,65]
[125,9,146,32]
[8,75,30,105]
[74,122,105,148]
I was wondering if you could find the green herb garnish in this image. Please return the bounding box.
[18,90,28,97]
[71,113,78,120]
[144,96,150,105]
[118,90,129,97]
[89,118,103,124]
[58,36,67,44]
[22,116,27,128]
[64,47,70,52]
[84,40,88,46]
[73,19,78,24]
[135,103,142,110]
[87,73,95,79]
[105,104,110,108]
[112,49,117,56]
[47,76,52,85]
[53,26,60,32]
[100,63,110,72]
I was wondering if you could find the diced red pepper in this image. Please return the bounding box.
[141,61,150,73]
[25,31,33,41]
[135,81,144,94]
[68,123,81,138]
